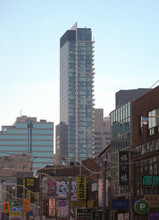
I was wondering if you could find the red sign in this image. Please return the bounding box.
[49,198,55,217]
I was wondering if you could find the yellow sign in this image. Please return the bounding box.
[27,179,34,186]
[77,174,86,200]
[87,200,94,208]
[72,200,86,207]
[26,191,31,201]
[10,212,22,216]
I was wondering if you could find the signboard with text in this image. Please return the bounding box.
[77,209,91,219]
[112,199,129,210]
[9,212,22,220]
[77,175,86,200]
[149,212,159,220]
[119,151,129,185]
[49,198,55,217]
[142,176,159,187]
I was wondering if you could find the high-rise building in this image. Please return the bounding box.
[0,116,54,172]
[60,23,95,163]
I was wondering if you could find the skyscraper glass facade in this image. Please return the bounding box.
[0,116,54,172]
[110,102,131,180]
[60,23,95,162]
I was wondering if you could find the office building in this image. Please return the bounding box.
[60,23,95,163]
[116,88,151,108]
[93,109,110,158]
[0,116,54,172]
[55,122,68,165]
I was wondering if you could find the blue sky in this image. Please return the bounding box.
[0,0,159,128]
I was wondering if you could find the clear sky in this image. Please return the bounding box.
[0,0,159,129]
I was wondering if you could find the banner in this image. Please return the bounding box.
[77,175,86,200]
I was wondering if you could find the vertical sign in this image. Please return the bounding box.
[119,151,129,185]
[23,199,29,212]
[49,198,55,217]
[77,175,86,200]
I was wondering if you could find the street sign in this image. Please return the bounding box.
[134,200,149,215]
[13,208,23,212]
[10,200,23,208]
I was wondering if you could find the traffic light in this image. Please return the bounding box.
[23,199,29,212]
[4,202,9,213]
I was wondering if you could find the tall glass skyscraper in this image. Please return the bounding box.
[60,23,95,163]
[0,116,54,172]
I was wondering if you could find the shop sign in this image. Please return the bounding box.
[134,200,149,215]
[142,176,159,187]
[149,212,159,220]
[119,151,129,185]
[77,175,86,200]
[118,213,124,220]
[72,200,86,207]
[117,213,129,220]
[49,198,55,217]
[58,199,67,218]
[87,200,94,209]
[77,209,92,218]
[26,179,34,186]
[91,181,98,192]
[112,199,129,210]
[59,199,66,207]
[9,212,22,220]
[144,195,159,208]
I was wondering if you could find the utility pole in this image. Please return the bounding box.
[40,174,43,220]
[102,159,106,220]
[67,176,72,220]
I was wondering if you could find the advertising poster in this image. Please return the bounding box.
[48,181,56,196]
